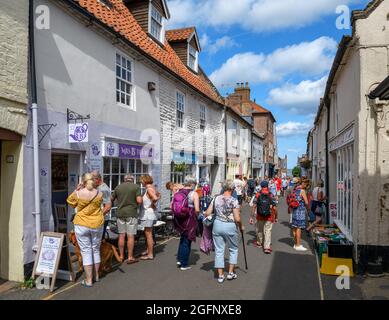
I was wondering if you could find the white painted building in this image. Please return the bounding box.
[311,0,389,273]
[19,0,226,276]
[252,131,264,179]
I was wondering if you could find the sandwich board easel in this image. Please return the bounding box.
[32,232,75,292]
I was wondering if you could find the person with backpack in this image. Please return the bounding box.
[249,180,277,254]
[205,180,244,283]
[287,178,309,252]
[171,176,200,271]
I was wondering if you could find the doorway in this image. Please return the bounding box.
[51,152,82,234]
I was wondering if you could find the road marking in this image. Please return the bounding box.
[314,247,325,300]
[42,236,177,300]
[42,282,80,300]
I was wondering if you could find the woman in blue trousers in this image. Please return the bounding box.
[206,180,244,284]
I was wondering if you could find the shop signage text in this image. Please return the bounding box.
[172,151,197,164]
[104,142,153,159]
[329,125,354,152]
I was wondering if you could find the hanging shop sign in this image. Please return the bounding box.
[68,122,89,143]
[329,125,354,152]
[103,141,153,159]
[172,151,197,164]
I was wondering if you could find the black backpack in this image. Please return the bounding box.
[256,192,271,217]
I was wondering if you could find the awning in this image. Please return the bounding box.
[369,75,389,100]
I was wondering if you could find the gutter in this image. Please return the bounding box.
[29,0,41,251]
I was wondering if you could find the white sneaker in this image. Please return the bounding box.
[295,245,308,252]
[217,275,225,284]
[227,273,238,280]
[176,262,181,267]
[293,245,296,249]
[180,266,192,271]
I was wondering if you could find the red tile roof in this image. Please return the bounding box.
[166,27,195,42]
[72,0,223,104]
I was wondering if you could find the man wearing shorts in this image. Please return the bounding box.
[111,174,142,264]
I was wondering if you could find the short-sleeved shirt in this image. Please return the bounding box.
[214,195,240,223]
[233,179,244,196]
[112,182,141,218]
[98,182,111,221]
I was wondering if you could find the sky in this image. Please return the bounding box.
[166,0,370,168]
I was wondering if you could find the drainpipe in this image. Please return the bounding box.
[325,100,330,225]
[224,106,227,180]
[29,0,41,251]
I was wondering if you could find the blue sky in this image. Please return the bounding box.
[166,0,370,168]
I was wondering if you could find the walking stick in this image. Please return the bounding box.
[240,229,248,270]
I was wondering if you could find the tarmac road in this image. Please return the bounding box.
[47,196,322,300]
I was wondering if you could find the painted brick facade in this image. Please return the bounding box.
[159,75,225,207]
[0,0,29,135]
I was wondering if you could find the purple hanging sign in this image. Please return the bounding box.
[118,144,153,159]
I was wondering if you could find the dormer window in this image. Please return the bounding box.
[188,45,198,72]
[150,5,164,43]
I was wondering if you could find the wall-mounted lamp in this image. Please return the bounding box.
[148,82,156,92]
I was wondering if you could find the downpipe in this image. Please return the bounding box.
[29,0,41,252]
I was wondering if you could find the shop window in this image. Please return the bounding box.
[116,52,134,110]
[103,158,149,191]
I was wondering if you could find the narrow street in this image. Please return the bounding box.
[47,198,321,300]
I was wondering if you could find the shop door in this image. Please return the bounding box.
[51,153,82,234]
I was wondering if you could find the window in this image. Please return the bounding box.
[200,104,206,132]
[335,144,354,239]
[116,53,134,109]
[103,158,149,192]
[188,45,198,72]
[232,119,238,148]
[176,91,185,128]
[150,5,163,42]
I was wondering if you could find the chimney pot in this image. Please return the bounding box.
[245,82,249,87]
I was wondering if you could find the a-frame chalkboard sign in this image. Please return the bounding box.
[32,232,75,292]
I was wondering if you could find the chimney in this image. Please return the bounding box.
[234,81,250,103]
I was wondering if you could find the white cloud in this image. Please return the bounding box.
[167,0,361,32]
[277,122,312,137]
[200,33,209,49]
[209,37,336,87]
[208,36,238,54]
[267,77,327,114]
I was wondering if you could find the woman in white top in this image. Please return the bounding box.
[139,175,161,260]
[307,180,326,232]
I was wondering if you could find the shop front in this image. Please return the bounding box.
[226,156,241,180]
[329,125,355,241]
[101,140,153,191]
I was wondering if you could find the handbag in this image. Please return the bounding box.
[203,198,216,227]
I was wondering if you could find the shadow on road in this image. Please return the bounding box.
[262,251,321,300]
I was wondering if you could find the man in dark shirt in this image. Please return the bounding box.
[111,174,142,264]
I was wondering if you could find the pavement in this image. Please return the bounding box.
[1,197,388,300]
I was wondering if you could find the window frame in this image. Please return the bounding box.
[149,4,164,44]
[116,51,135,110]
[200,104,206,132]
[188,44,198,72]
[176,90,185,129]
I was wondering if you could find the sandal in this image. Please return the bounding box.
[81,280,93,287]
[140,255,154,260]
[126,258,139,264]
